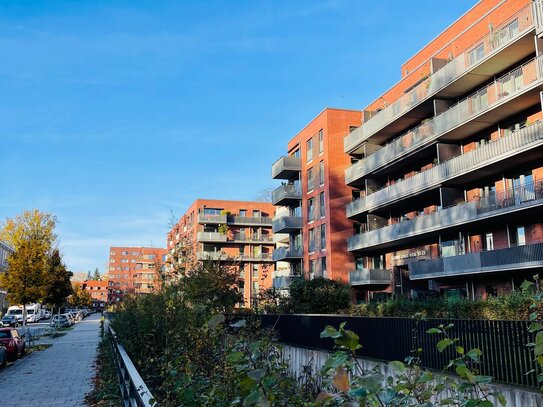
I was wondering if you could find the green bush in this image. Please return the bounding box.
[284,277,351,314]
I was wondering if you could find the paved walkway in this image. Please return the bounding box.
[0,314,102,407]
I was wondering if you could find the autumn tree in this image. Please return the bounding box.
[69,284,93,308]
[43,249,73,315]
[0,210,57,327]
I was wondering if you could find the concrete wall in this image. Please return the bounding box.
[280,344,543,406]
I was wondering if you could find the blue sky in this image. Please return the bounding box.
[0,0,475,273]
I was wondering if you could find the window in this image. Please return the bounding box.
[253,210,261,218]
[110,251,116,255]
[292,148,301,158]
[320,224,326,250]
[252,281,260,294]
[517,226,526,246]
[252,264,259,278]
[468,43,485,66]
[309,228,316,253]
[239,209,247,216]
[307,198,315,222]
[109,258,115,263]
[309,260,316,277]
[109,266,114,271]
[319,161,324,186]
[307,138,313,162]
[239,245,245,254]
[121,259,128,263]
[321,257,327,277]
[121,251,129,255]
[319,192,325,217]
[131,259,136,263]
[485,233,494,251]
[131,251,140,255]
[307,168,314,192]
[318,129,324,154]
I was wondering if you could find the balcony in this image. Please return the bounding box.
[345,4,536,153]
[348,180,543,252]
[408,242,543,280]
[196,232,228,243]
[228,216,272,226]
[349,268,391,286]
[272,246,303,261]
[346,56,543,186]
[232,234,274,243]
[273,275,303,290]
[196,251,228,261]
[272,156,302,179]
[197,214,227,224]
[238,253,274,262]
[272,216,303,233]
[272,183,302,206]
[346,121,543,218]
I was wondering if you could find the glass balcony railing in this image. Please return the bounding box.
[196,232,228,242]
[408,241,543,280]
[347,117,543,218]
[348,179,543,251]
[197,214,227,224]
[272,156,302,179]
[344,4,535,153]
[272,246,303,261]
[346,55,543,185]
[272,183,302,206]
[273,275,303,290]
[272,216,303,233]
[349,268,391,286]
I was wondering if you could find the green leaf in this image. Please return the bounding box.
[437,338,453,353]
[530,312,539,321]
[456,346,464,355]
[322,351,349,372]
[535,331,543,356]
[497,393,507,406]
[335,328,361,351]
[529,323,543,333]
[456,365,476,383]
[320,325,341,339]
[466,348,482,362]
[207,314,225,330]
[230,319,246,328]
[389,360,406,373]
[474,375,493,384]
[226,351,245,364]
[521,280,535,291]
[247,369,266,381]
[426,328,441,334]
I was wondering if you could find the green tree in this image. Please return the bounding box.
[286,277,351,314]
[0,238,48,327]
[43,249,73,315]
[92,267,101,280]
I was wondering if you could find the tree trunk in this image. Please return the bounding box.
[22,304,26,329]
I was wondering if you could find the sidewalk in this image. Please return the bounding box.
[0,314,102,407]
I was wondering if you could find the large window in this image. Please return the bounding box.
[318,129,324,154]
[309,259,316,277]
[321,256,327,277]
[320,224,326,250]
[319,161,324,186]
[307,198,314,222]
[319,192,325,217]
[309,228,316,253]
[307,168,314,192]
[307,138,313,162]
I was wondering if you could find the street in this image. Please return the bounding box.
[0,313,101,406]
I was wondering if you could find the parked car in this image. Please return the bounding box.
[0,328,25,361]
[0,345,6,368]
[1,315,20,328]
[50,314,71,328]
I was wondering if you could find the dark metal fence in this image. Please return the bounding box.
[259,314,539,389]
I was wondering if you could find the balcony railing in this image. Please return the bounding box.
[409,242,543,280]
[197,214,227,224]
[349,268,391,286]
[273,275,303,290]
[197,251,273,262]
[239,253,273,262]
[347,120,543,217]
[232,234,274,243]
[346,55,543,185]
[344,4,535,153]
[348,180,543,251]
[196,251,228,261]
[197,232,228,242]
[228,216,273,226]
[272,246,303,261]
[272,183,302,206]
[272,156,302,179]
[272,216,303,233]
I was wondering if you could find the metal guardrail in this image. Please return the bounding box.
[105,322,156,407]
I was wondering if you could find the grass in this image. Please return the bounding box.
[85,324,122,407]
[27,343,52,354]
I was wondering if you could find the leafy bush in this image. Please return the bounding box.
[283,277,351,314]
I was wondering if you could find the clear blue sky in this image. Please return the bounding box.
[0,0,475,274]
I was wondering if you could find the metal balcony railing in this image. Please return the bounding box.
[196,251,228,261]
[344,4,535,153]
[238,253,273,262]
[409,242,543,280]
[272,183,302,206]
[197,213,227,224]
[273,275,303,289]
[232,234,273,243]
[349,268,391,286]
[227,216,272,226]
[272,216,303,233]
[348,180,543,251]
[272,156,302,179]
[197,232,228,242]
[347,55,543,185]
[272,246,303,261]
[347,120,543,217]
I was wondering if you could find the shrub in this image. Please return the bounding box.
[285,277,351,314]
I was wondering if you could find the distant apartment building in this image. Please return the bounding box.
[81,279,109,310]
[167,199,276,306]
[107,246,167,302]
[271,108,363,287]
[344,0,543,301]
[0,241,14,310]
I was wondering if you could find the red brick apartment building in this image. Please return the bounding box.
[107,246,167,302]
[81,280,109,310]
[167,199,276,306]
[344,0,543,302]
[271,108,363,288]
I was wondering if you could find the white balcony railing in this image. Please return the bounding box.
[346,55,543,184]
[344,4,535,153]
[347,120,543,217]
